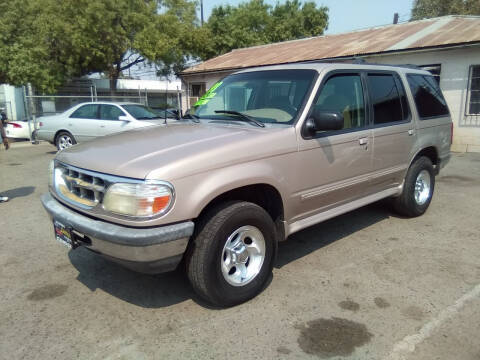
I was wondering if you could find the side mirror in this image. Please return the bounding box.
[118,115,130,122]
[305,109,344,134]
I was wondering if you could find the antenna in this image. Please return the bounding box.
[164,78,168,125]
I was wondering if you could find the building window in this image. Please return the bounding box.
[191,83,206,97]
[467,65,480,115]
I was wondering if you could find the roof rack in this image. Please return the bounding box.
[301,57,422,70]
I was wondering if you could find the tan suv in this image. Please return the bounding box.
[41,63,452,306]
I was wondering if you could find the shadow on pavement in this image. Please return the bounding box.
[276,200,392,268]
[67,199,394,308]
[1,186,35,199]
[68,248,195,308]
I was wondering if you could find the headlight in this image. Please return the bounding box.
[103,182,174,217]
[48,160,54,187]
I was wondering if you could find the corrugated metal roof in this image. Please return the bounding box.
[182,16,480,75]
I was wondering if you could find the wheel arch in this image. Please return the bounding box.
[410,146,439,173]
[195,183,286,242]
[53,129,74,145]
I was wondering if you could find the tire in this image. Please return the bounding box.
[392,156,435,217]
[186,201,276,307]
[56,131,76,151]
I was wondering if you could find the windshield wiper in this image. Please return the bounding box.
[214,110,265,128]
[182,113,200,123]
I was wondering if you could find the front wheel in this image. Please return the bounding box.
[392,156,435,217]
[186,201,276,307]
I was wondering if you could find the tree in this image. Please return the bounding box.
[411,0,480,20]
[0,0,203,93]
[201,0,328,59]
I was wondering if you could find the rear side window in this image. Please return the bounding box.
[407,74,449,119]
[367,74,407,124]
[70,104,99,119]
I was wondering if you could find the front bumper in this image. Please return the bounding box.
[41,193,194,274]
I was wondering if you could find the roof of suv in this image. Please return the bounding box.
[235,62,431,76]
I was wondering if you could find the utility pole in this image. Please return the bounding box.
[200,0,204,26]
[27,83,39,144]
[23,86,32,142]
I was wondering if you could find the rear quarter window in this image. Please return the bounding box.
[407,74,449,119]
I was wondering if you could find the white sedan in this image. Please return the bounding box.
[4,120,35,140]
[35,102,177,150]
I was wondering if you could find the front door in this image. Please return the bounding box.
[293,72,373,223]
[96,104,133,136]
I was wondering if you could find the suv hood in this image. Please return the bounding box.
[56,122,297,180]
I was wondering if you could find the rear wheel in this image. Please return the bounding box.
[392,156,435,217]
[186,201,276,307]
[56,131,76,150]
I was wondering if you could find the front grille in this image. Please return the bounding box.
[55,163,107,208]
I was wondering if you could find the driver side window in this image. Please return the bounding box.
[315,74,366,130]
[100,105,125,120]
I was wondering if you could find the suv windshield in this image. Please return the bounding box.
[122,104,163,120]
[192,69,316,125]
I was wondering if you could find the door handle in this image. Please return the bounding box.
[408,129,414,136]
[358,137,368,146]
[100,125,105,128]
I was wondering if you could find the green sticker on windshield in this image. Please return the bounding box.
[194,81,222,107]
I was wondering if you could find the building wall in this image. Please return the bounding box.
[365,46,480,152]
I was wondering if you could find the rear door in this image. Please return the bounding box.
[368,72,414,191]
[68,104,101,141]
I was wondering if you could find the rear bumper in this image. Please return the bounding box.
[41,192,194,274]
[437,152,451,174]
[35,130,55,143]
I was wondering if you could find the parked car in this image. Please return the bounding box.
[35,102,173,150]
[41,63,452,306]
[4,120,34,140]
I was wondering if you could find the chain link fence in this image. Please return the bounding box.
[26,95,148,118]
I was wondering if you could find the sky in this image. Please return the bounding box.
[201,0,415,35]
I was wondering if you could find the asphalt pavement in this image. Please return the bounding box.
[0,142,479,360]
